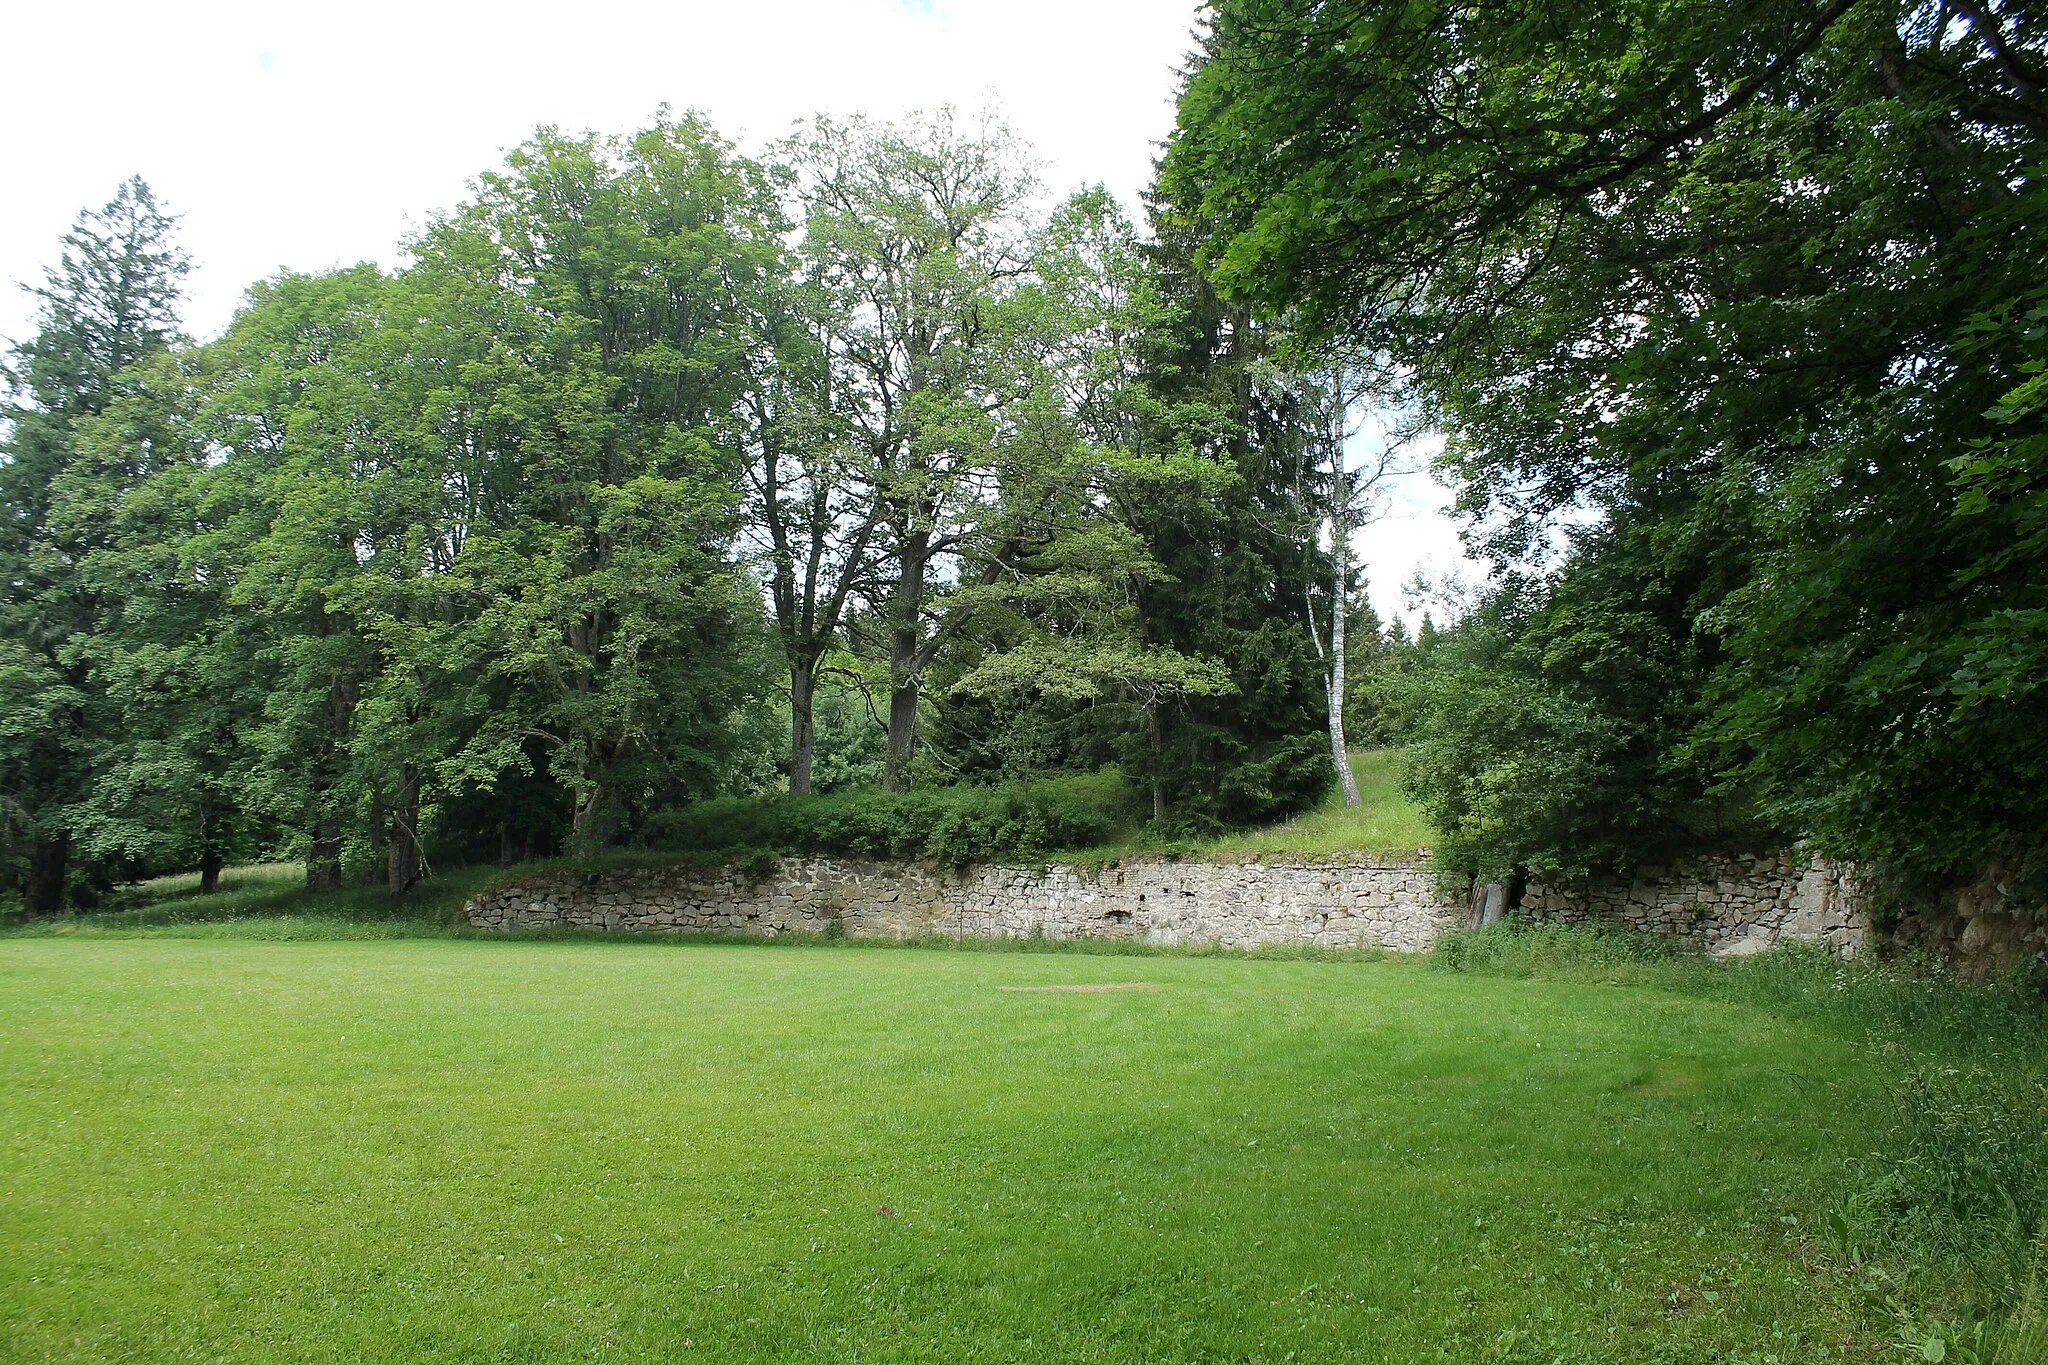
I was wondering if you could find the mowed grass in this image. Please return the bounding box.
[0,938,1892,1362]
[1210,749,1435,859]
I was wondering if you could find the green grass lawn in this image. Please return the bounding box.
[1,935,1905,1363]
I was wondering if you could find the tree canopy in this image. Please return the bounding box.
[0,111,1365,909]
[1163,0,2048,896]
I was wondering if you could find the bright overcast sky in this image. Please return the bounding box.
[3,0,1471,624]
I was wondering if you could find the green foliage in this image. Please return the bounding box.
[0,109,1358,906]
[1702,271,2048,896]
[1164,0,2048,893]
[0,177,188,910]
[1395,603,1655,881]
[1087,217,1338,830]
[642,770,1145,864]
[392,114,783,852]
[1395,569,1770,879]
[42,118,783,896]
[784,110,1074,792]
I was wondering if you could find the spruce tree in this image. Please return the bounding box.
[0,177,185,913]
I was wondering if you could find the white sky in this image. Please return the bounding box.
[2,0,1472,627]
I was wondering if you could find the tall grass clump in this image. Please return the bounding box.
[1430,918,1676,981]
[1829,1064,2048,1364]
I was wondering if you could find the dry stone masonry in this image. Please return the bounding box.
[466,848,1871,956]
[465,855,1456,951]
[1519,849,1869,959]
[1887,862,2048,979]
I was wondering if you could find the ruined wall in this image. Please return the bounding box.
[465,849,1870,957]
[464,855,1458,951]
[1883,863,2048,979]
[1519,849,1869,959]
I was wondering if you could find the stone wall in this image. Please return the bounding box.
[1519,849,1869,959]
[1885,863,2048,979]
[464,855,1459,952]
[464,848,1870,957]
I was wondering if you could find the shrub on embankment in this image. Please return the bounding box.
[640,770,1147,865]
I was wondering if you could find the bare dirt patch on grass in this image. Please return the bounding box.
[995,982,1163,992]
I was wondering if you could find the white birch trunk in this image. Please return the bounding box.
[1327,497,1361,808]
[1326,373,1361,807]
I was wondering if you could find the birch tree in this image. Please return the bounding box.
[1300,360,1403,808]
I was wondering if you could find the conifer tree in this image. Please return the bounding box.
[0,178,185,913]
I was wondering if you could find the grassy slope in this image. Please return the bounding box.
[5,861,488,940]
[1207,747,1435,859]
[1079,748,1435,863]
[1,936,1892,1363]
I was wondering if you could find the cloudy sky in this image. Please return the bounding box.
[3,0,1471,622]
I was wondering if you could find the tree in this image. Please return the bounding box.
[1283,356,1406,808]
[789,109,1054,791]
[930,187,1242,816]
[741,230,883,796]
[197,266,427,892]
[403,114,777,854]
[0,177,185,912]
[191,113,787,884]
[1101,206,1338,830]
[1164,0,2048,890]
[58,352,264,893]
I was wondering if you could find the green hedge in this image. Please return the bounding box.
[641,771,1144,865]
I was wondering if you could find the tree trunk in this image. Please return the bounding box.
[306,675,356,893]
[387,764,420,895]
[789,655,819,797]
[884,674,920,793]
[1147,703,1167,822]
[22,832,69,917]
[197,803,225,894]
[570,780,618,856]
[882,540,928,794]
[306,813,343,893]
[1326,420,1361,807]
[1328,556,1360,808]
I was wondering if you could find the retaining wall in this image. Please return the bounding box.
[465,855,1457,951]
[1885,862,2048,979]
[465,848,1870,957]
[1520,849,1868,959]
